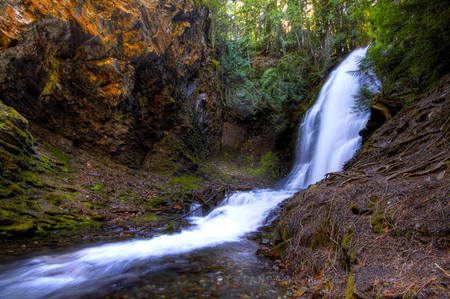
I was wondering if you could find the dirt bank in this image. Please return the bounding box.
[268,77,449,297]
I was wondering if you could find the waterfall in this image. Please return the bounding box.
[0,47,376,298]
[284,47,373,189]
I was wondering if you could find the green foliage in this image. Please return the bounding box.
[210,0,375,131]
[368,0,450,92]
[352,83,377,112]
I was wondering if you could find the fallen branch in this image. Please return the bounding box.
[169,192,218,222]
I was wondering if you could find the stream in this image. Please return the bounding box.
[0,47,376,298]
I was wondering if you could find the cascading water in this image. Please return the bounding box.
[0,47,375,298]
[284,47,374,189]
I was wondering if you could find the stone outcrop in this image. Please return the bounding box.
[0,0,222,168]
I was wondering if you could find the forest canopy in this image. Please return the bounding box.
[200,0,450,125]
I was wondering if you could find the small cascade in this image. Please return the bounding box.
[0,47,377,299]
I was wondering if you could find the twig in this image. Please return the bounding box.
[434,263,450,277]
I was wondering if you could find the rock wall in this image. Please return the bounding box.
[0,0,222,168]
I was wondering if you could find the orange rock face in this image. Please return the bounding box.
[0,0,221,168]
[1,0,203,64]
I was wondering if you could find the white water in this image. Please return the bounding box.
[284,47,374,189]
[0,47,374,298]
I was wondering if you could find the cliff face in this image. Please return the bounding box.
[0,0,221,168]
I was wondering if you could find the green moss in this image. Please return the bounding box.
[341,228,354,251]
[130,214,160,222]
[64,192,78,200]
[249,152,279,178]
[183,152,197,164]
[45,193,65,205]
[272,238,291,257]
[371,206,386,234]
[44,145,71,168]
[311,223,332,248]
[90,184,110,198]
[368,196,377,209]
[0,180,24,198]
[281,226,288,241]
[0,217,35,235]
[81,201,94,208]
[223,151,231,160]
[20,171,44,188]
[162,221,175,232]
[35,213,95,235]
[345,274,355,299]
[37,155,52,171]
[168,176,200,194]
[119,188,138,203]
[0,102,36,188]
[91,184,104,192]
